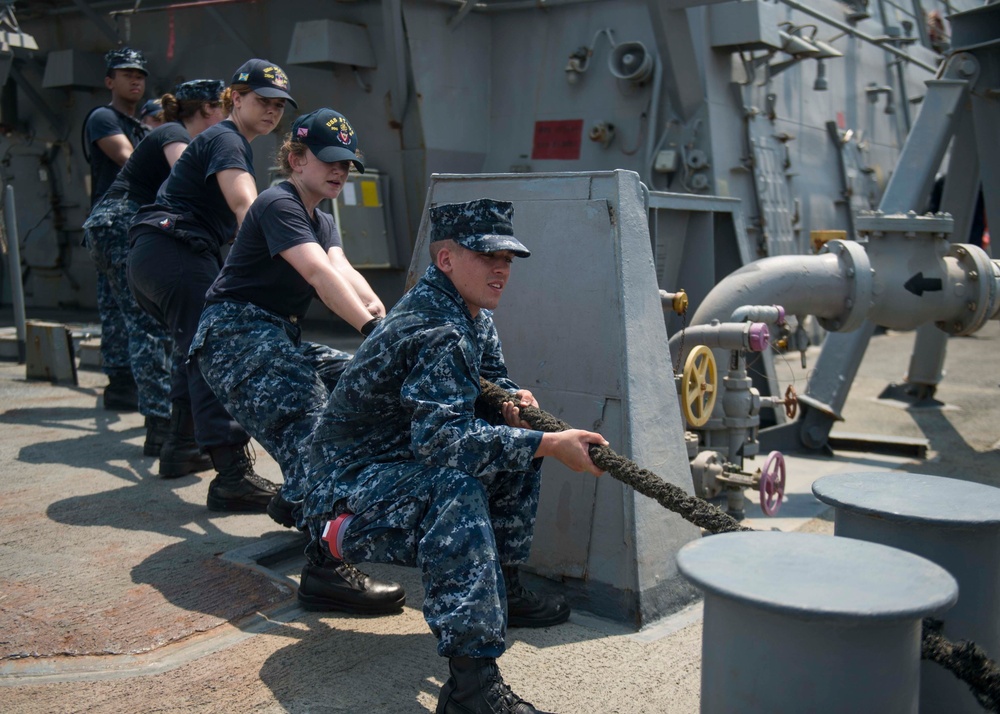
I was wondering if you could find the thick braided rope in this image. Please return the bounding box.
[479,378,1000,709]
[479,378,752,535]
[923,619,1000,711]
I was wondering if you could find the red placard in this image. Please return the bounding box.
[531,119,584,160]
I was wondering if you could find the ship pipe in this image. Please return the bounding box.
[644,52,664,183]
[777,0,938,74]
[687,237,1000,364]
[383,0,410,122]
[730,304,785,326]
[855,213,1000,337]
[688,245,871,343]
[430,0,606,12]
[668,321,769,364]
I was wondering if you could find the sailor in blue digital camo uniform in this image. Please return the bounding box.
[83,48,149,413]
[302,199,608,714]
[190,108,404,614]
[129,59,293,514]
[84,78,225,462]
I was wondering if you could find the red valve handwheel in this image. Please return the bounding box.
[759,450,786,516]
[784,385,798,419]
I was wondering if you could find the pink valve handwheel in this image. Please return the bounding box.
[759,450,786,516]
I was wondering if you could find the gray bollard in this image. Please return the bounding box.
[813,472,1000,713]
[677,531,957,714]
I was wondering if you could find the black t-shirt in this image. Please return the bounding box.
[132,120,254,248]
[205,181,343,319]
[105,122,190,207]
[85,106,147,207]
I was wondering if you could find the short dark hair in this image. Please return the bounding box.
[429,238,460,262]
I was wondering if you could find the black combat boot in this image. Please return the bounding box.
[143,415,170,457]
[267,491,297,529]
[297,550,406,614]
[103,371,138,411]
[503,566,570,628]
[158,400,213,478]
[206,443,278,512]
[436,657,551,714]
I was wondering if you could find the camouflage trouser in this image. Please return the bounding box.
[83,197,172,418]
[305,464,541,658]
[191,301,352,509]
[94,270,129,375]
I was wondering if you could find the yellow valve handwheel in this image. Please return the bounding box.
[682,345,718,428]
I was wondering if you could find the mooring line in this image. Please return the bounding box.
[479,378,1000,710]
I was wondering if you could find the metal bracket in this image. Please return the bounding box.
[70,0,120,45]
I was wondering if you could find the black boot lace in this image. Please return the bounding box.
[333,562,368,590]
[243,442,257,468]
[485,669,531,713]
[240,443,278,492]
[505,570,540,607]
[507,578,533,601]
[244,470,278,492]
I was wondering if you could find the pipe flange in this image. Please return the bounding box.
[747,322,770,352]
[684,431,700,459]
[816,239,873,332]
[691,450,724,499]
[854,210,955,239]
[936,244,997,336]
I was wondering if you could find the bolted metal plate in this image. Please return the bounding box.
[855,210,954,237]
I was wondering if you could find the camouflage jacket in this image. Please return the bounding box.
[305,264,543,510]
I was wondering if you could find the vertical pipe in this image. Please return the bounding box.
[894,58,912,132]
[643,53,663,185]
[3,185,26,363]
[912,0,930,48]
[383,0,410,126]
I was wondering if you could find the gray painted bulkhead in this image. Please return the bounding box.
[1,0,981,625]
[6,0,963,319]
[407,170,702,625]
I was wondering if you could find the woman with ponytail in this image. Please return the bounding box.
[84,78,224,463]
[128,60,294,514]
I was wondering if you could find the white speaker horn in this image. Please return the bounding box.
[608,41,653,84]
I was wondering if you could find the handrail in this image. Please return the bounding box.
[779,0,939,73]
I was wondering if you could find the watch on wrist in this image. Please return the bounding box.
[360,317,382,336]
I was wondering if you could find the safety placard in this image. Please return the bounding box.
[531,119,584,160]
[360,179,380,207]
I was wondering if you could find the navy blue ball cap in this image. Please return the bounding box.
[291,108,364,173]
[231,59,297,108]
[430,199,530,258]
[174,79,225,103]
[105,47,148,76]
[139,99,162,119]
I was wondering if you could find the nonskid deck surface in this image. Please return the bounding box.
[1,317,998,712]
